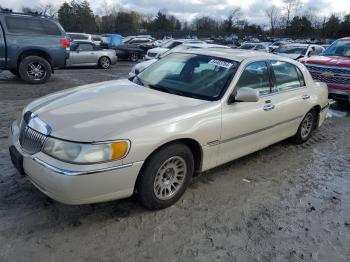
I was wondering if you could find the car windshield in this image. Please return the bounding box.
[322,40,350,57]
[275,46,307,55]
[240,44,255,49]
[159,45,203,58]
[161,41,182,49]
[135,53,239,101]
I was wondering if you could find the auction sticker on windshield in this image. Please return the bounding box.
[208,59,233,69]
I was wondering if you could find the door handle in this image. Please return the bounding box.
[302,94,310,100]
[263,104,275,111]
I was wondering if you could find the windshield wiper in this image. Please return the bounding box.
[148,84,185,96]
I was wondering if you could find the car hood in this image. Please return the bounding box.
[27,79,209,142]
[135,59,158,72]
[303,55,350,67]
[148,47,169,55]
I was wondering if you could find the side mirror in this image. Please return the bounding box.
[230,87,259,103]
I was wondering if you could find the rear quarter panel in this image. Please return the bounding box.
[5,34,68,68]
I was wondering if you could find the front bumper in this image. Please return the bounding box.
[328,84,350,102]
[318,103,329,128]
[110,55,118,65]
[8,121,144,205]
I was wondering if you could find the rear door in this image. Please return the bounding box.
[267,60,312,140]
[0,21,5,67]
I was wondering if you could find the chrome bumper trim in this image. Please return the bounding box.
[33,157,133,176]
[321,103,329,112]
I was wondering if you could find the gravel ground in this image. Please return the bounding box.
[0,64,349,262]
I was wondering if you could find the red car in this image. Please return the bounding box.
[301,37,350,102]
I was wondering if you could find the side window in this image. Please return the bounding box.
[315,46,324,54]
[77,43,93,51]
[43,20,62,35]
[6,17,45,34]
[271,61,302,92]
[70,43,78,51]
[235,61,271,95]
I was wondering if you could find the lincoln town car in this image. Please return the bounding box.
[9,49,329,210]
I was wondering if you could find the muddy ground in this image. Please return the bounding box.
[0,64,349,262]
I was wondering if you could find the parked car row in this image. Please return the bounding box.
[1,10,349,105]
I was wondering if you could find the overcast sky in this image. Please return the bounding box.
[4,0,350,26]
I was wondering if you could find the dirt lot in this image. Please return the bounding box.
[0,64,349,262]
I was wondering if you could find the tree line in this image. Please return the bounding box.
[3,0,350,38]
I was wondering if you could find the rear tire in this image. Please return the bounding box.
[136,143,194,210]
[129,53,139,62]
[292,110,316,144]
[98,56,111,69]
[18,56,51,84]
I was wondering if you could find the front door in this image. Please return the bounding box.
[219,61,278,165]
[70,43,96,65]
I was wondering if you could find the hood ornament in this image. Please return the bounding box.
[24,111,52,135]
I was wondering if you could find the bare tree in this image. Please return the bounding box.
[265,5,280,35]
[37,3,57,17]
[229,7,242,26]
[282,0,301,28]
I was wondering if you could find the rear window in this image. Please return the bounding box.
[271,61,304,91]
[5,16,62,35]
[69,34,89,40]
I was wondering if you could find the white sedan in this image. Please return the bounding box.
[9,49,329,210]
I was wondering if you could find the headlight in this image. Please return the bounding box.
[42,137,130,164]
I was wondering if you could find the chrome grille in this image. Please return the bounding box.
[306,65,350,75]
[19,123,47,154]
[306,64,350,86]
[309,71,350,86]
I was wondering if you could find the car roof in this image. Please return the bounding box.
[182,43,230,49]
[71,40,95,44]
[67,32,90,35]
[179,48,284,62]
[281,43,310,47]
[242,42,260,45]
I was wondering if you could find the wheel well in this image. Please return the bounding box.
[17,50,53,71]
[135,138,203,189]
[99,56,110,61]
[311,105,321,128]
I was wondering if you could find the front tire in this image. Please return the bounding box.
[18,56,51,84]
[136,143,194,210]
[292,110,316,144]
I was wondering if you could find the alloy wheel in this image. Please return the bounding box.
[153,156,187,200]
[100,57,110,69]
[27,62,46,81]
[301,112,314,139]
